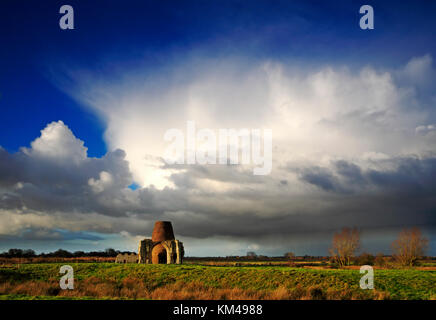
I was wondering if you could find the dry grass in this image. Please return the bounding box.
[0,278,390,300]
[2,262,432,299]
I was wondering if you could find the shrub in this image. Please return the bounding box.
[374,253,388,267]
[356,252,375,266]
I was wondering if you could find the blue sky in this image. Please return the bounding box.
[2,0,436,155]
[0,0,435,256]
[0,1,436,155]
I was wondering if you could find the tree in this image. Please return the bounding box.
[105,248,118,257]
[7,249,23,257]
[53,249,73,258]
[329,227,360,267]
[73,251,85,257]
[22,249,36,257]
[356,252,375,265]
[392,227,428,267]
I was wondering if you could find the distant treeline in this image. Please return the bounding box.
[184,255,330,261]
[0,248,135,258]
[2,249,434,261]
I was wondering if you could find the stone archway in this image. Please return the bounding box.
[152,243,167,264]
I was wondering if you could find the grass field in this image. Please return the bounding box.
[0,262,434,300]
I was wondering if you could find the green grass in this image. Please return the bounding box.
[1,263,434,300]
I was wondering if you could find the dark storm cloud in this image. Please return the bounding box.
[162,159,436,240]
[0,228,103,241]
[0,121,435,249]
[300,166,341,192]
[164,162,268,188]
[287,157,436,236]
[299,157,436,196]
[0,147,138,215]
[0,133,162,218]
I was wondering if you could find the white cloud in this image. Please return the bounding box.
[88,171,113,193]
[416,124,436,135]
[60,55,436,189]
[399,54,434,87]
[24,120,87,163]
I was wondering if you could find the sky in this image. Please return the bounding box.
[0,0,435,256]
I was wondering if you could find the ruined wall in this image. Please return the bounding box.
[115,253,138,263]
[138,239,153,263]
[138,239,184,264]
[161,239,184,264]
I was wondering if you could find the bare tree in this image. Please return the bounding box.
[329,227,360,267]
[392,227,428,267]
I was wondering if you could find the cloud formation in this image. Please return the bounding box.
[1,55,436,255]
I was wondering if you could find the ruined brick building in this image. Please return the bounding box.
[115,221,184,264]
[115,253,138,263]
[138,221,184,264]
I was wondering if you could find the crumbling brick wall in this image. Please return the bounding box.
[115,253,138,263]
